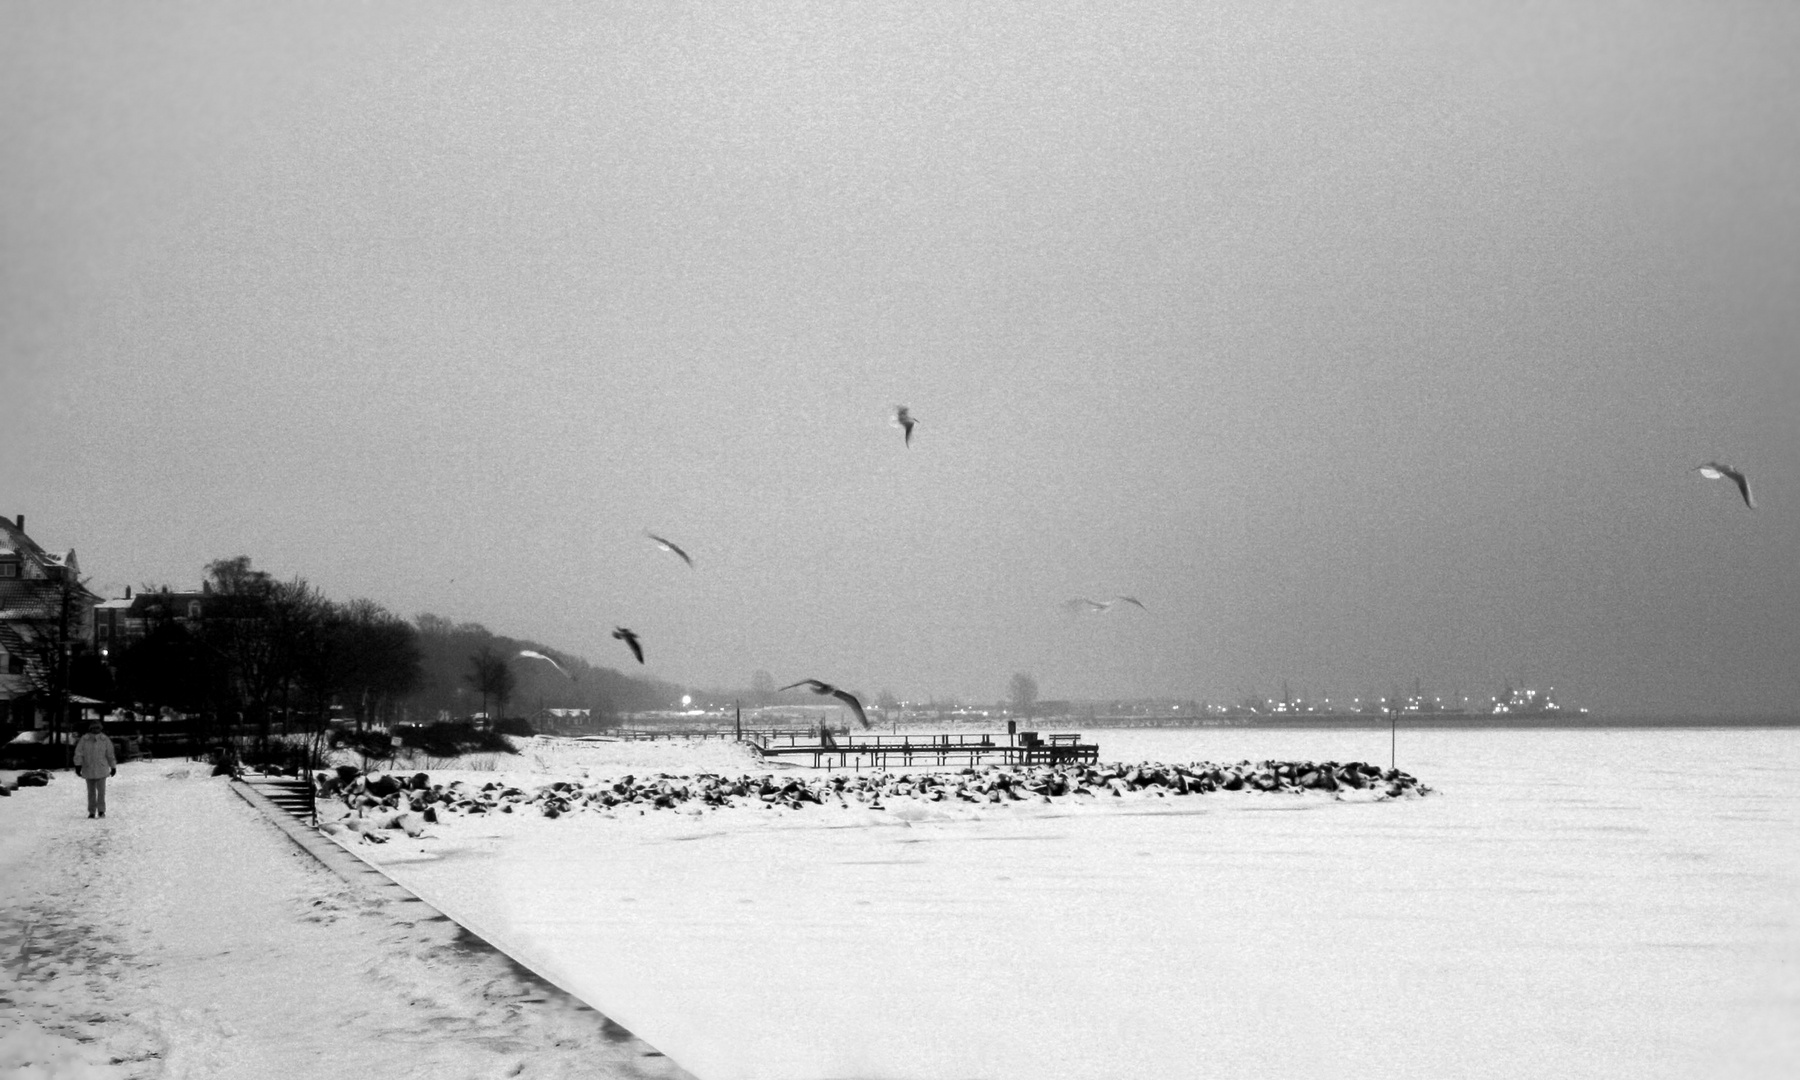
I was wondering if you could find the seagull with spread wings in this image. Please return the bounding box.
[612,627,644,665]
[779,679,871,729]
[1064,595,1149,613]
[1696,462,1754,509]
[518,650,575,681]
[893,405,917,447]
[646,532,695,567]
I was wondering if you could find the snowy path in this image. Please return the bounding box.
[0,761,689,1080]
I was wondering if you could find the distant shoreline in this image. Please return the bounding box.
[1214,714,1800,730]
[995,714,1800,732]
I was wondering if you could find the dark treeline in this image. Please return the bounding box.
[410,613,682,722]
[107,557,423,750]
[102,557,682,751]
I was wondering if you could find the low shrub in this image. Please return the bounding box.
[328,726,394,758]
[239,738,311,774]
[391,722,518,759]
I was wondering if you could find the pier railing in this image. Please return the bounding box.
[747,731,1097,770]
[574,726,815,742]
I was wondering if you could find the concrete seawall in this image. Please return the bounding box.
[230,777,697,1080]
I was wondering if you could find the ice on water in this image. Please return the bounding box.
[362,727,1800,1080]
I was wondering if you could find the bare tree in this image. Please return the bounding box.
[1008,672,1039,720]
[414,612,457,638]
[464,645,515,724]
[336,599,422,731]
[750,669,776,706]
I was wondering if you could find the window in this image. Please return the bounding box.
[187,601,203,619]
[0,561,17,578]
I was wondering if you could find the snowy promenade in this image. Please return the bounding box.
[0,761,689,1080]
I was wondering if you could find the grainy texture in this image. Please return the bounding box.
[0,761,695,1080]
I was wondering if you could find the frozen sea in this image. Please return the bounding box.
[363,725,1800,1080]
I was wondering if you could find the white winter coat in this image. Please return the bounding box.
[72,732,117,780]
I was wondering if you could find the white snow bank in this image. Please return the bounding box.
[0,760,687,1080]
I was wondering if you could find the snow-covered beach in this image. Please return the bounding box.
[7,725,1798,1079]
[0,758,691,1080]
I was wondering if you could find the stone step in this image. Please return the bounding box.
[243,779,317,819]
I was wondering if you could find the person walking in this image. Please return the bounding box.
[72,721,117,818]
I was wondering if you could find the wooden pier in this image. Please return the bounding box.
[747,731,1099,770]
[564,726,814,743]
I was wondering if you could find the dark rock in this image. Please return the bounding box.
[366,774,402,798]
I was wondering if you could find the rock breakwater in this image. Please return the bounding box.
[313,760,1430,840]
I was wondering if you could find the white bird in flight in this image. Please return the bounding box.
[1696,462,1754,509]
[1064,596,1149,614]
[893,405,917,447]
[779,679,871,729]
[646,532,695,567]
[518,650,575,680]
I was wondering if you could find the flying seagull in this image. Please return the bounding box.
[1063,595,1149,614]
[779,679,871,729]
[612,627,644,664]
[1696,462,1754,509]
[646,532,695,567]
[893,405,917,447]
[518,650,575,681]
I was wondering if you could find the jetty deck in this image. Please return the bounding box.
[748,731,1099,770]
[559,727,815,742]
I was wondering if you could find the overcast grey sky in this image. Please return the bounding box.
[3,1,1795,715]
